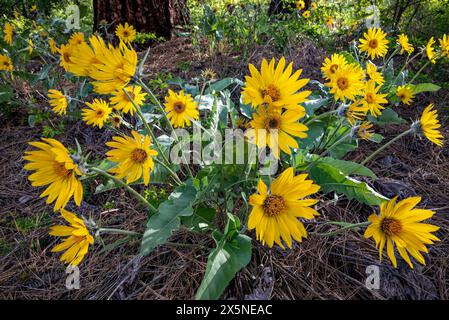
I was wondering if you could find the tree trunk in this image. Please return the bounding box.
[93,0,189,40]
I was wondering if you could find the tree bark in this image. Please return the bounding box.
[93,0,189,40]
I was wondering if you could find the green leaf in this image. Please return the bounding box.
[309,163,386,205]
[195,214,252,300]
[140,184,197,256]
[303,97,330,116]
[370,133,384,143]
[239,102,253,119]
[318,157,377,178]
[368,108,405,126]
[181,206,216,232]
[205,77,243,94]
[412,83,440,94]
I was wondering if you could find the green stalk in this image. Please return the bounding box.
[90,167,157,213]
[313,221,370,237]
[304,109,338,125]
[409,60,431,84]
[98,228,141,237]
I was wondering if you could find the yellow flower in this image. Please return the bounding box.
[364,196,439,269]
[420,104,443,147]
[110,85,146,115]
[0,54,13,72]
[201,68,218,81]
[439,34,449,58]
[48,89,68,115]
[88,38,138,94]
[66,36,103,77]
[311,2,317,10]
[366,62,384,86]
[106,131,158,185]
[358,122,374,140]
[242,57,310,111]
[361,80,388,117]
[426,37,437,64]
[82,98,112,129]
[397,34,414,55]
[58,43,75,71]
[164,89,199,128]
[321,53,347,80]
[31,4,37,12]
[109,113,123,128]
[246,107,308,158]
[325,16,333,27]
[23,138,84,211]
[248,167,320,248]
[396,85,414,105]
[327,63,365,101]
[296,0,305,10]
[48,37,58,54]
[49,209,94,266]
[346,101,368,126]
[358,28,389,59]
[3,22,14,45]
[28,38,33,55]
[115,22,136,43]
[68,32,85,46]
[302,10,310,19]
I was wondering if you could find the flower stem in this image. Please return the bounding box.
[304,109,338,125]
[313,221,370,237]
[90,167,157,213]
[409,60,431,84]
[98,227,141,237]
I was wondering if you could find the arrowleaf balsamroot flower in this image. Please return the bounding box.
[364,196,439,269]
[23,139,83,211]
[296,0,305,10]
[3,22,14,45]
[397,34,414,55]
[82,98,112,129]
[357,122,374,140]
[246,107,308,158]
[242,57,311,111]
[106,131,158,185]
[327,63,365,101]
[164,89,199,128]
[366,62,384,86]
[346,101,368,125]
[358,28,389,59]
[248,167,320,248]
[48,37,58,54]
[48,89,68,115]
[68,32,85,46]
[419,104,443,147]
[58,43,75,71]
[321,53,347,80]
[115,22,136,43]
[49,209,94,266]
[361,80,388,117]
[110,85,147,115]
[396,85,414,105]
[426,37,437,64]
[439,34,449,58]
[0,54,13,72]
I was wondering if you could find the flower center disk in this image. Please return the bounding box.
[381,218,402,236]
[369,39,378,49]
[263,195,286,216]
[173,101,186,113]
[261,84,281,102]
[337,77,349,90]
[131,148,148,163]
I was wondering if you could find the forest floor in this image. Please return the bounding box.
[0,37,448,299]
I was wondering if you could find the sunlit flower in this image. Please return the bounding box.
[49,209,94,266]
[325,16,333,27]
[48,37,58,54]
[419,104,443,146]
[82,98,112,128]
[321,53,347,80]
[346,101,368,125]
[248,167,320,248]
[396,85,414,105]
[311,2,317,10]
[302,10,310,19]
[201,68,218,81]
[246,107,308,158]
[58,43,75,71]
[110,85,146,115]
[357,122,374,140]
[358,28,389,59]
[68,32,85,46]
[66,36,104,77]
[23,138,83,211]
[3,22,14,45]
[109,113,123,128]
[366,62,384,86]
[242,57,310,111]
[361,80,388,117]
[106,130,158,185]
[439,34,449,58]
[115,23,136,43]
[397,34,414,55]
[426,37,437,64]
[28,38,34,55]
[364,196,439,268]
[327,63,365,101]
[164,89,199,128]
[48,89,68,115]
[0,54,13,72]
[296,0,305,10]
[31,4,37,12]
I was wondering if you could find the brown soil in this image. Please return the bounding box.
[0,37,448,300]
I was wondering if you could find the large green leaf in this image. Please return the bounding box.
[413,83,440,94]
[318,157,377,179]
[205,77,243,94]
[309,163,386,205]
[368,108,405,126]
[195,214,252,300]
[140,184,197,256]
